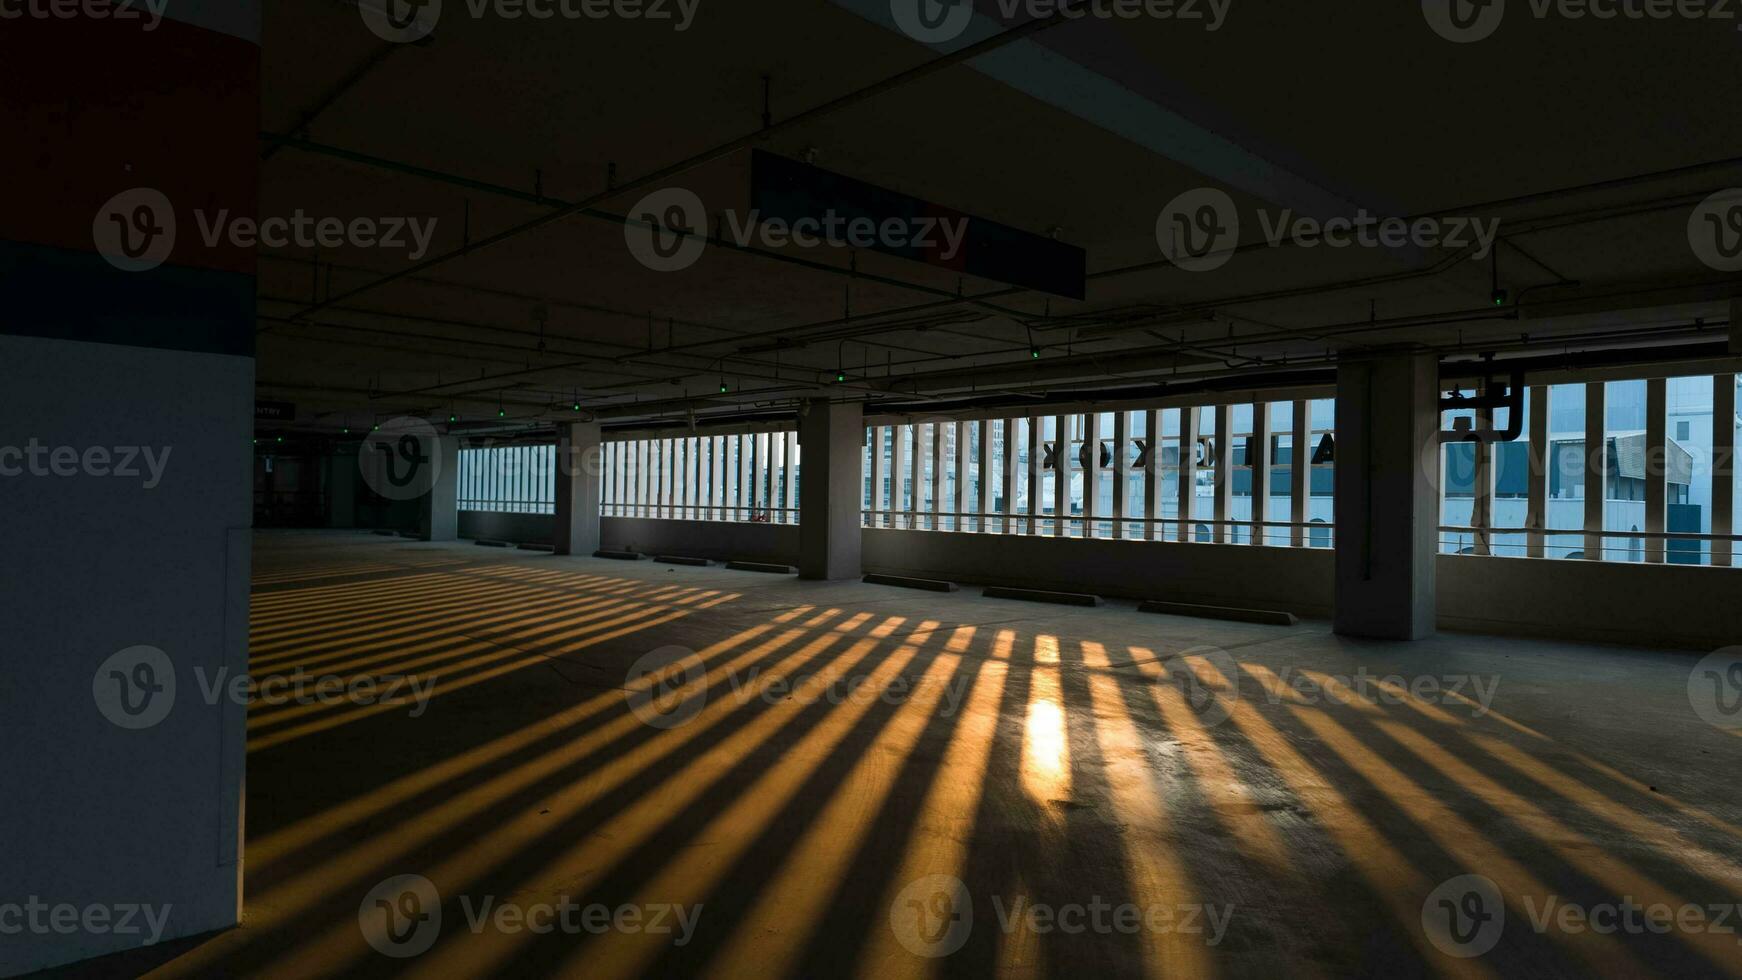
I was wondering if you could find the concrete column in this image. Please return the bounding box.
[660,439,673,519]
[1213,405,1232,542]
[769,432,780,517]
[758,433,771,521]
[750,434,762,516]
[1001,418,1017,534]
[678,439,689,519]
[1715,375,1736,568]
[910,423,924,530]
[1052,414,1070,537]
[738,434,752,521]
[652,440,665,520]
[658,438,672,522]
[699,438,711,519]
[1112,411,1129,540]
[785,430,800,523]
[0,6,262,972]
[760,431,775,518]
[799,399,864,580]
[599,442,613,515]
[1026,418,1042,535]
[327,450,357,529]
[1291,400,1310,546]
[930,421,944,530]
[961,419,975,532]
[418,436,460,542]
[1644,378,1667,564]
[1251,402,1271,546]
[1585,383,1608,560]
[868,425,884,528]
[890,423,907,528]
[712,435,726,520]
[1082,413,1100,539]
[1178,407,1200,542]
[686,437,699,520]
[689,439,701,519]
[668,438,678,518]
[1526,385,1550,558]
[977,419,994,532]
[635,440,648,517]
[1142,409,1161,541]
[1472,394,1494,556]
[603,442,611,516]
[1333,355,1439,640]
[554,422,603,556]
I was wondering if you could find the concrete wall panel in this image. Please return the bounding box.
[603,518,801,565]
[1438,554,1742,649]
[864,529,1337,616]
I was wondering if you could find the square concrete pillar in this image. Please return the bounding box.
[555,421,604,556]
[327,451,357,529]
[1334,355,1439,640]
[799,399,864,580]
[417,435,460,542]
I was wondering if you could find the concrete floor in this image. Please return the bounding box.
[41,531,1742,979]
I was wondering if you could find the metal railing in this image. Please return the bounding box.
[861,510,1336,546]
[603,503,799,524]
[459,500,555,515]
[1438,524,1742,564]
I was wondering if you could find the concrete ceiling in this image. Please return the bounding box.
[254,0,1742,434]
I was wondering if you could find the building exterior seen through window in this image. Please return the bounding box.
[600,431,800,523]
[1440,375,1741,564]
[460,374,1738,565]
[860,400,1339,547]
[458,444,556,515]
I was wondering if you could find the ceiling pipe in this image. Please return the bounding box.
[260,148,1738,396]
[867,368,1340,417]
[1034,190,1710,350]
[858,345,1219,396]
[261,323,1733,435]
[266,106,1742,355]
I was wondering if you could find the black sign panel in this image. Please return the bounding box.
[750,150,1087,300]
[255,400,296,422]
